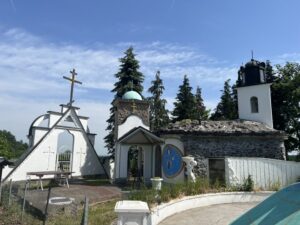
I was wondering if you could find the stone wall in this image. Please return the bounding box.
[181,135,286,177]
[115,99,150,127]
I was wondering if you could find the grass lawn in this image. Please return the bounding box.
[0,199,118,225]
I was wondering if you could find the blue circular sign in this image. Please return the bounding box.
[162,145,183,178]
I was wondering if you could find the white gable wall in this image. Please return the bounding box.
[3,108,105,182]
[118,115,149,139]
[33,129,49,145]
[70,130,103,176]
[79,118,88,131]
[4,129,62,181]
[49,114,61,127]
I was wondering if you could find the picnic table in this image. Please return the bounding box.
[26,171,73,191]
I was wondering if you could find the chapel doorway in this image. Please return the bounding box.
[56,130,74,172]
[127,145,144,183]
[154,145,162,177]
[208,158,225,186]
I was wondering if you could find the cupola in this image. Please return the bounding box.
[122,90,143,101]
[238,59,267,87]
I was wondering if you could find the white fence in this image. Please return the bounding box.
[225,157,300,189]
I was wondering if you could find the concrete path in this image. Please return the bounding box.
[159,202,259,225]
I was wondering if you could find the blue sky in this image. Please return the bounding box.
[1,0,300,155]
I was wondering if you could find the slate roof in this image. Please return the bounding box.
[158,120,285,136]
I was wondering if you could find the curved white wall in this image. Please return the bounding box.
[150,192,272,225]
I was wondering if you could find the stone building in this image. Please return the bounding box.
[113,58,286,184]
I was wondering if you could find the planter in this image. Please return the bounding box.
[150,177,163,191]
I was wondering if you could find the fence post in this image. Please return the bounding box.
[21,181,29,223]
[0,180,2,205]
[43,186,52,225]
[81,196,89,225]
[8,179,12,206]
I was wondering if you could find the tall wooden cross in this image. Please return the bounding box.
[63,69,82,106]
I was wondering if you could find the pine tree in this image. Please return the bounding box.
[148,71,169,131]
[193,86,209,121]
[104,47,144,158]
[211,79,238,120]
[172,75,195,121]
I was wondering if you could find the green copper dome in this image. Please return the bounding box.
[122,91,142,100]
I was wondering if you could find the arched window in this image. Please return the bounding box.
[250,97,259,113]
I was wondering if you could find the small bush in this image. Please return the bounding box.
[242,175,254,191]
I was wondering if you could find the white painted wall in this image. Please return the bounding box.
[237,83,273,128]
[49,114,61,127]
[3,109,104,182]
[79,118,88,131]
[70,130,103,176]
[161,136,185,184]
[225,157,300,189]
[118,115,149,139]
[149,192,272,225]
[114,143,154,182]
[33,129,48,145]
[114,192,272,225]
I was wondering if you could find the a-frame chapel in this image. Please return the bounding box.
[2,69,107,182]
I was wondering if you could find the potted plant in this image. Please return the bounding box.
[150,177,163,191]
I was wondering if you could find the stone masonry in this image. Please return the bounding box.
[159,120,286,176]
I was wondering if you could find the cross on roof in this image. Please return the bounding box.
[63,69,82,106]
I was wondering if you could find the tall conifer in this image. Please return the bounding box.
[104,47,144,158]
[211,79,237,120]
[193,86,209,121]
[172,75,195,121]
[148,71,169,131]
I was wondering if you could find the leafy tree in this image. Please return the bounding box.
[104,47,144,158]
[172,75,195,121]
[272,62,300,154]
[211,79,238,120]
[193,86,209,121]
[148,71,169,131]
[0,130,28,159]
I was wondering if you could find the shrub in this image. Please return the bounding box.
[242,175,254,191]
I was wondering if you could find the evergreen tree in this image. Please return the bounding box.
[272,62,300,154]
[104,47,144,158]
[148,71,169,131]
[211,79,238,120]
[172,75,195,121]
[265,60,276,83]
[193,86,209,121]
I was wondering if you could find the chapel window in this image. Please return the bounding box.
[250,97,259,113]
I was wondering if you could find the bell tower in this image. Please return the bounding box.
[237,58,273,128]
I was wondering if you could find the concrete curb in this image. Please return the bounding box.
[149,191,273,225]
